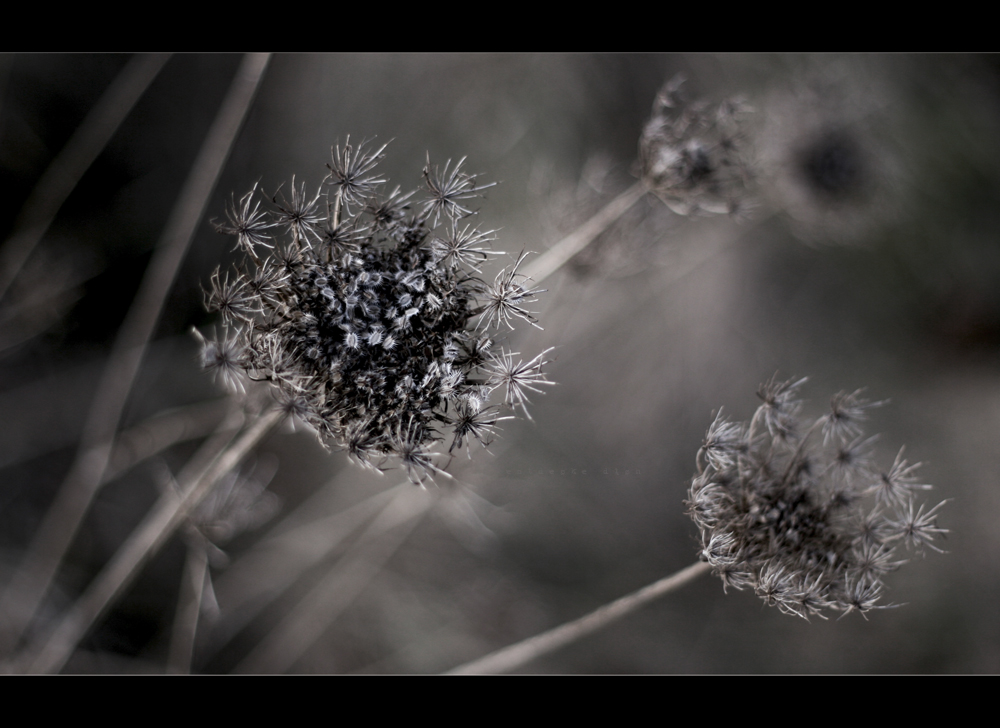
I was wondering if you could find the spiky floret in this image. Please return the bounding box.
[216,184,276,257]
[273,175,323,244]
[327,136,388,214]
[688,377,946,618]
[486,347,556,420]
[431,223,498,273]
[422,155,496,226]
[478,251,546,331]
[202,142,553,483]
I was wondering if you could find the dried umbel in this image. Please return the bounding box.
[201,139,552,483]
[688,377,947,619]
[639,75,754,217]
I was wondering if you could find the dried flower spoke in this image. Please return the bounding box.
[214,184,277,256]
[273,175,323,245]
[888,499,950,554]
[699,410,746,472]
[205,266,257,323]
[446,402,512,456]
[487,347,556,420]
[871,447,932,509]
[197,328,247,394]
[327,136,389,213]
[422,155,497,225]
[479,251,546,331]
[432,222,498,273]
[755,374,808,441]
[822,389,886,445]
[365,185,415,232]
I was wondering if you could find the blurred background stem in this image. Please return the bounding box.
[0,53,270,656]
[0,54,170,304]
[14,407,283,674]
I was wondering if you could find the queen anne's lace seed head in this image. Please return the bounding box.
[639,75,754,217]
[687,377,947,619]
[202,142,552,483]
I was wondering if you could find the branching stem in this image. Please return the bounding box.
[14,408,283,674]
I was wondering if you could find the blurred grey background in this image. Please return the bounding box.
[1,53,999,673]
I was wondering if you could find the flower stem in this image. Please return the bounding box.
[13,408,283,674]
[0,53,271,656]
[522,181,647,286]
[0,54,171,303]
[235,483,436,674]
[167,536,210,674]
[445,560,710,674]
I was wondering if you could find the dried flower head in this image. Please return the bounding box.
[639,75,755,217]
[688,377,947,619]
[203,141,551,483]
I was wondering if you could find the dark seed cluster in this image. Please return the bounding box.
[688,377,947,618]
[201,139,552,483]
[639,75,754,217]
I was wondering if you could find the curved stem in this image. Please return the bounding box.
[445,560,710,675]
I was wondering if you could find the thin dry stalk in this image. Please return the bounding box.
[206,482,410,656]
[446,560,710,675]
[167,536,210,674]
[13,407,283,674]
[0,53,270,654]
[105,399,232,482]
[0,54,171,303]
[521,181,647,286]
[235,484,437,674]
[0,340,224,472]
[0,271,83,354]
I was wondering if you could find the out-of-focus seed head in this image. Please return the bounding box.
[192,454,281,547]
[687,377,947,619]
[639,75,754,217]
[201,141,552,483]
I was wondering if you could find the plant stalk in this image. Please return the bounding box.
[0,53,270,655]
[445,560,710,675]
[522,181,647,286]
[14,408,283,674]
[0,54,171,303]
